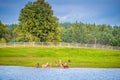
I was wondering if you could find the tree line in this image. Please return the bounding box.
[61,22,120,46]
[0,21,120,47]
[0,0,120,47]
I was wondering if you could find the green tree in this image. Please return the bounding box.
[61,22,120,46]
[0,21,10,42]
[6,24,17,42]
[111,26,120,46]
[14,0,60,42]
[61,22,86,43]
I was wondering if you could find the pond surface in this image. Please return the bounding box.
[0,66,120,80]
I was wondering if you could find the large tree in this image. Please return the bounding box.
[14,0,60,42]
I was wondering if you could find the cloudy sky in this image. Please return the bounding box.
[0,0,120,26]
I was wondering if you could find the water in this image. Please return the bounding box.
[0,66,120,80]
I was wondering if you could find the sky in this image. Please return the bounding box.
[0,0,120,26]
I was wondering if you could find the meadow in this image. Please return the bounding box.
[0,47,120,68]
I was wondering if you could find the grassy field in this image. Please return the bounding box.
[0,47,120,68]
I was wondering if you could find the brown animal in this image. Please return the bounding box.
[42,63,51,68]
[61,63,69,68]
[36,63,39,68]
[55,59,61,67]
[55,59,70,68]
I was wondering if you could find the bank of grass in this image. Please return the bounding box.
[0,47,120,68]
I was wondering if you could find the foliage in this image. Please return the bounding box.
[60,22,72,29]
[61,22,120,46]
[0,0,120,46]
[111,26,120,46]
[14,0,60,42]
[6,24,17,42]
[0,21,10,42]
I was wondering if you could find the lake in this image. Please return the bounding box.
[0,66,120,80]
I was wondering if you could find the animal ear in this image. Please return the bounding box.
[68,60,71,62]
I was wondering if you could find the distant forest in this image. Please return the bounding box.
[60,22,120,47]
[0,22,119,47]
[0,0,120,47]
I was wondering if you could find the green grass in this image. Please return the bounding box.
[0,47,120,68]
